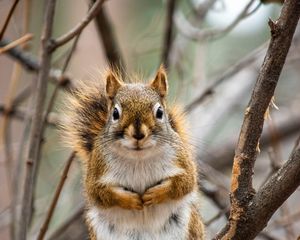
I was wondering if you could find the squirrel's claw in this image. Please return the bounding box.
[114,188,143,210]
[142,181,170,206]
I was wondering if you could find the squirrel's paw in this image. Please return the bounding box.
[142,180,171,206]
[114,188,143,210]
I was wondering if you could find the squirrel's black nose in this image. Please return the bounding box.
[133,132,145,140]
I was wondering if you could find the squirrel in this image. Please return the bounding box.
[60,66,205,240]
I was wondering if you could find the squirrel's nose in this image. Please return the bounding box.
[133,132,145,140]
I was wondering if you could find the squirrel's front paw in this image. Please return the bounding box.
[142,180,171,206]
[114,188,143,210]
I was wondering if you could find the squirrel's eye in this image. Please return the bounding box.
[112,107,120,121]
[156,106,164,119]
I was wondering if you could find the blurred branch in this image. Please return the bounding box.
[0,33,33,54]
[92,2,126,74]
[185,26,300,113]
[202,112,300,170]
[169,0,217,75]
[47,205,87,240]
[0,0,20,40]
[0,105,59,127]
[0,38,40,71]
[185,42,267,113]
[261,0,284,4]
[175,0,258,42]
[266,119,295,239]
[0,38,73,88]
[161,0,177,69]
[37,152,76,240]
[215,0,300,238]
[191,0,218,20]
[18,0,57,239]
[269,210,300,229]
[51,0,106,51]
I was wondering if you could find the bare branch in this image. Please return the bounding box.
[185,42,268,113]
[92,2,126,74]
[0,33,33,54]
[215,0,300,238]
[191,0,218,20]
[51,0,106,50]
[37,152,75,240]
[0,38,40,71]
[18,0,57,238]
[0,0,20,40]
[202,112,300,170]
[47,206,86,240]
[161,0,177,69]
[216,135,300,239]
[175,0,258,42]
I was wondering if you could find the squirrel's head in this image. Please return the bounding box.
[102,66,176,158]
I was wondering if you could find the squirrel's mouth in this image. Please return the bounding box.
[119,138,155,152]
[125,145,151,151]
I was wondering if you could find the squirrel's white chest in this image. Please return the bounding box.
[101,148,182,194]
[87,191,198,240]
[88,148,195,239]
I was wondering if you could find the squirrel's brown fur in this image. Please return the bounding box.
[60,66,205,240]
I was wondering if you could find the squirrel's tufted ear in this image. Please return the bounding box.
[106,71,123,99]
[150,65,168,98]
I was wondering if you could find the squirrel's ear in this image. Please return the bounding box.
[106,71,123,99]
[150,65,168,98]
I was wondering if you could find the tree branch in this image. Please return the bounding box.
[184,41,267,113]
[92,1,126,74]
[0,0,20,40]
[0,33,33,54]
[175,0,258,42]
[216,135,300,239]
[37,152,75,240]
[0,38,40,71]
[18,0,57,239]
[215,0,300,238]
[51,0,106,50]
[161,0,177,69]
[202,112,300,170]
[0,38,73,88]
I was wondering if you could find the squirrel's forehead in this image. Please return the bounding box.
[116,84,160,107]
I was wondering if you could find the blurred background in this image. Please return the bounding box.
[0,0,299,239]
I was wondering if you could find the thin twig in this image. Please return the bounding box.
[0,0,20,40]
[37,152,76,240]
[205,209,227,226]
[184,41,268,112]
[0,38,73,88]
[269,210,300,229]
[0,33,33,54]
[191,0,218,20]
[47,205,85,240]
[18,1,57,239]
[265,120,295,239]
[51,0,106,50]
[0,38,40,71]
[175,0,258,42]
[201,112,300,170]
[10,1,32,239]
[0,104,59,127]
[161,0,177,69]
[92,1,126,74]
